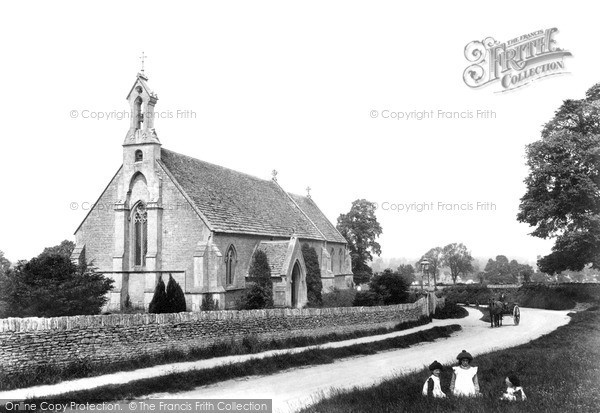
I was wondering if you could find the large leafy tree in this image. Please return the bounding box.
[301,243,322,307]
[441,243,474,284]
[397,264,416,285]
[418,247,443,289]
[0,242,113,318]
[483,255,534,284]
[336,199,382,284]
[518,84,600,274]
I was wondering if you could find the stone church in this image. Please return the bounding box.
[73,72,353,311]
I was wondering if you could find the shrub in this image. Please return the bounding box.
[432,302,469,319]
[443,285,493,305]
[241,282,274,309]
[0,246,113,317]
[201,294,217,311]
[353,290,379,306]
[302,244,323,307]
[242,250,273,309]
[369,269,410,305]
[321,288,357,307]
[514,284,576,310]
[166,274,187,312]
[148,276,168,313]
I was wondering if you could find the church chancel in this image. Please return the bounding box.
[73,71,352,311]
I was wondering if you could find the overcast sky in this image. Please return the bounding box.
[0,1,595,266]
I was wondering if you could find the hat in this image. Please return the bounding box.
[456,350,473,361]
[429,360,443,371]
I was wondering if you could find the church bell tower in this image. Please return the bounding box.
[113,63,164,309]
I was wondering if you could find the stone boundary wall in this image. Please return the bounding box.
[487,284,521,289]
[0,298,429,374]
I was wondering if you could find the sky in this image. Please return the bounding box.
[0,1,596,266]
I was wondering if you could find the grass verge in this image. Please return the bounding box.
[301,307,600,413]
[19,324,461,403]
[0,316,433,391]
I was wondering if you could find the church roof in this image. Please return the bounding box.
[256,241,290,276]
[159,148,346,243]
[288,193,347,243]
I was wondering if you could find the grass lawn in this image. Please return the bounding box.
[301,307,600,413]
[20,324,461,403]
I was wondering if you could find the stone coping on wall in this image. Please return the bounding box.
[0,298,427,333]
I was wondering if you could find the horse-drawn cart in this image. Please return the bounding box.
[488,298,520,327]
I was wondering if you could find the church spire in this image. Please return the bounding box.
[123,70,160,146]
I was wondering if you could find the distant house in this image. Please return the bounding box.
[73,73,352,311]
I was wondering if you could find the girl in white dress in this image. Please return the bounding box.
[450,350,480,397]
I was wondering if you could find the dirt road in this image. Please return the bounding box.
[149,307,571,412]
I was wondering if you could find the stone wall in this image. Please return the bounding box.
[0,298,429,374]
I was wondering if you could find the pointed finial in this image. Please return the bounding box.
[271,169,278,181]
[306,186,312,198]
[139,51,147,74]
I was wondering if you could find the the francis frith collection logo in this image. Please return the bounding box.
[463,28,572,92]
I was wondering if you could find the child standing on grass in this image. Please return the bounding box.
[450,350,480,397]
[422,361,446,398]
[500,375,527,401]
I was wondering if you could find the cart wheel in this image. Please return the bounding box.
[513,305,520,326]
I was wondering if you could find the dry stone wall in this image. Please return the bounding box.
[0,298,429,374]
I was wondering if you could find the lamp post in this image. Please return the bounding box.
[420,259,430,291]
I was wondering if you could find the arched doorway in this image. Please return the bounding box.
[291,261,301,308]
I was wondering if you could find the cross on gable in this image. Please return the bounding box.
[139,51,147,74]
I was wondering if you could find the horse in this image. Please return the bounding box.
[488,299,504,328]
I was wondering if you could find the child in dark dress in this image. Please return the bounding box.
[422,360,446,398]
[500,375,527,401]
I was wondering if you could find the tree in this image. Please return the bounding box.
[482,256,533,284]
[39,240,75,261]
[0,250,113,318]
[419,247,443,289]
[301,243,322,307]
[0,250,11,275]
[397,264,416,285]
[518,83,600,274]
[336,199,383,284]
[166,274,187,312]
[483,255,512,284]
[242,250,273,309]
[368,269,410,305]
[441,243,474,284]
[148,276,168,313]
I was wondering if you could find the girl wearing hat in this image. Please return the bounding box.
[422,360,446,398]
[450,350,480,397]
[500,375,527,401]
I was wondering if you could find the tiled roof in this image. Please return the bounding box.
[160,149,344,242]
[256,241,290,276]
[288,194,347,243]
